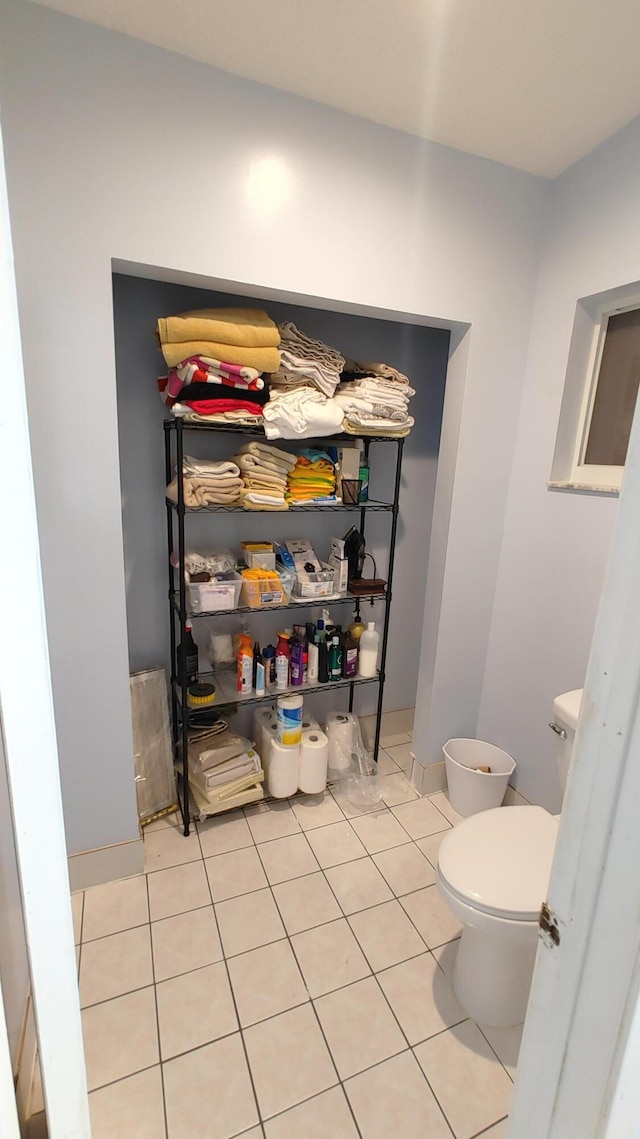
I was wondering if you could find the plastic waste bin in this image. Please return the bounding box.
[443,738,516,817]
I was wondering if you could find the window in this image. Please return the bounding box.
[551,295,640,493]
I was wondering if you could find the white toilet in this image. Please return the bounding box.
[436,689,582,1027]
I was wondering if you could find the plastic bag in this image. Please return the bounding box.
[171,548,237,577]
[325,712,382,809]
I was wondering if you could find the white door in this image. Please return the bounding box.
[0,113,91,1137]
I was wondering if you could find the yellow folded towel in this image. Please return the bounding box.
[161,340,281,371]
[157,308,280,348]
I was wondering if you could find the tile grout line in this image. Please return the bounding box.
[235,803,362,1137]
[195,823,265,1138]
[470,1116,509,1138]
[144,872,170,1139]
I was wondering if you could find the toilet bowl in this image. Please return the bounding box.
[436,689,582,1027]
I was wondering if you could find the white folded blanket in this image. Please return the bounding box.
[275,321,345,398]
[180,455,241,478]
[262,388,344,440]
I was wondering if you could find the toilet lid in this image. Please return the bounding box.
[438,806,559,921]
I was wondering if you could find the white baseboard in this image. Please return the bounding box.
[68,837,144,891]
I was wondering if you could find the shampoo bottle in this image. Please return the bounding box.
[290,637,304,686]
[342,631,359,678]
[237,634,254,695]
[358,622,380,678]
[307,635,319,685]
[329,635,343,681]
[275,631,291,690]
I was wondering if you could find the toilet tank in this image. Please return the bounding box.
[550,689,583,794]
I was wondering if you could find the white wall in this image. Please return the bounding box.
[0,0,546,853]
[478,116,640,811]
[0,732,29,1067]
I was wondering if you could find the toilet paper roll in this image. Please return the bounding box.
[298,729,329,795]
[277,693,304,746]
[268,739,299,799]
[325,712,358,772]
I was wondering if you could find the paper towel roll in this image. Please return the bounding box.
[302,716,319,732]
[261,723,278,779]
[325,712,358,772]
[254,706,275,752]
[299,729,329,794]
[268,739,299,798]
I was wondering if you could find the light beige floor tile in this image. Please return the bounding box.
[71,891,84,945]
[481,1121,508,1137]
[416,830,449,869]
[290,792,345,829]
[305,821,367,868]
[80,925,153,1007]
[157,962,237,1060]
[373,749,401,775]
[291,918,371,997]
[264,1086,359,1138]
[198,810,253,858]
[151,905,222,982]
[385,743,414,774]
[82,987,159,1091]
[432,938,460,984]
[228,939,308,1027]
[345,1050,450,1139]
[349,900,426,972]
[400,885,463,948]
[380,732,412,749]
[88,1065,166,1139]
[147,861,210,922]
[325,858,393,915]
[272,872,341,935]
[479,1021,524,1080]
[429,790,466,826]
[82,875,149,942]
[243,1003,337,1120]
[350,810,412,855]
[415,1020,513,1139]
[330,785,385,819]
[163,1034,258,1139]
[235,1131,263,1138]
[315,976,406,1079]
[257,833,319,885]
[379,773,418,807]
[144,825,202,873]
[377,953,466,1045]
[373,844,436,896]
[142,810,182,833]
[392,797,453,840]
[245,800,301,843]
[216,888,285,957]
[205,847,268,902]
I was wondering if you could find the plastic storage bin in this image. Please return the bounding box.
[240,568,294,608]
[187,572,242,613]
[443,738,516,817]
[293,563,336,599]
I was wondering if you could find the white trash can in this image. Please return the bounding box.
[443,739,516,817]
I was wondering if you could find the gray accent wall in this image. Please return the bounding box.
[113,274,449,720]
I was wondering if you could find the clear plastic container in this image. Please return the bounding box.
[240,568,295,608]
[187,572,243,613]
[292,563,336,598]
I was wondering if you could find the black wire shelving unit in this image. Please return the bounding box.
[164,418,404,836]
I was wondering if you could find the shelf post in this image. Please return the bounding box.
[372,437,404,763]
[175,418,191,836]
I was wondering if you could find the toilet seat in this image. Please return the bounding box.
[438,806,559,922]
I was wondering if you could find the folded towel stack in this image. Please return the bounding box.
[335,359,415,437]
[272,322,346,398]
[232,441,296,511]
[166,456,243,507]
[262,387,344,441]
[287,449,337,505]
[156,308,281,423]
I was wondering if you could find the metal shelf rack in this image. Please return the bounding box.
[164,418,404,835]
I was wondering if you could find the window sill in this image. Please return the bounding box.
[548,480,620,497]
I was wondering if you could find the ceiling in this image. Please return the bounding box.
[33,0,640,177]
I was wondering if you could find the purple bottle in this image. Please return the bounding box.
[289,637,304,686]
